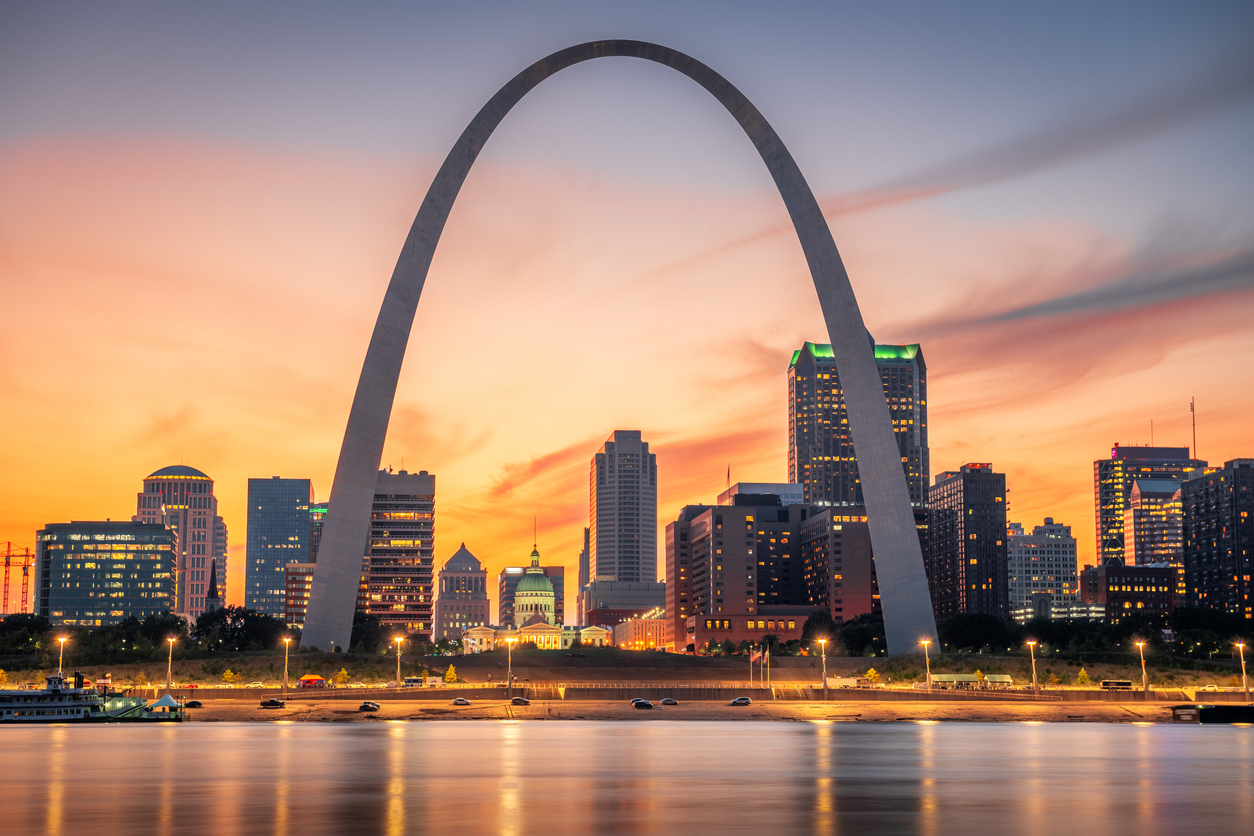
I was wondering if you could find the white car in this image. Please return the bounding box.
[348,682,368,689]
[246,682,265,689]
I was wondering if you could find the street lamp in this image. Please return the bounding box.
[283,636,292,696]
[1135,641,1148,696]
[394,636,404,689]
[57,636,67,675]
[166,636,176,693]
[1026,641,1039,696]
[1237,642,1249,700]
[920,639,932,692]
[506,637,517,698]
[818,639,828,700]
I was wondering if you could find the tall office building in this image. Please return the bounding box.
[308,501,329,561]
[1182,459,1254,618]
[926,464,1009,620]
[578,527,590,589]
[35,521,175,626]
[1094,444,1205,565]
[1007,518,1078,619]
[134,465,227,621]
[589,430,658,583]
[362,469,435,636]
[1123,479,1185,598]
[432,544,489,641]
[245,477,313,617]
[284,563,315,629]
[788,342,928,508]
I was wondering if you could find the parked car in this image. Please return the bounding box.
[660,698,678,706]
[1201,684,1220,692]
[348,682,367,689]
[184,700,203,708]
[359,701,380,712]
[730,697,752,706]
[259,699,286,709]
[630,698,650,705]
[511,697,530,706]
[633,700,654,710]
[452,697,471,706]
[246,682,265,689]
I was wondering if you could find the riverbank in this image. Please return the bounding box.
[183,698,1175,723]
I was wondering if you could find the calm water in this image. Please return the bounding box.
[2,721,1252,835]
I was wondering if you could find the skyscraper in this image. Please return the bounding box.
[433,544,489,641]
[1094,444,1205,565]
[363,469,435,636]
[308,501,329,561]
[35,521,175,627]
[1182,459,1254,618]
[1007,518,1078,619]
[246,477,313,617]
[926,464,1009,620]
[499,561,565,627]
[134,465,227,621]
[589,430,658,583]
[788,342,928,507]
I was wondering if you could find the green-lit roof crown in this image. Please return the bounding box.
[789,341,921,369]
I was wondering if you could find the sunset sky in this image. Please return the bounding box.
[2,2,1252,619]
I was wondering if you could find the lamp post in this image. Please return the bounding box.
[506,638,516,698]
[1237,642,1249,700]
[283,636,292,696]
[57,636,67,675]
[1026,641,1038,696]
[749,642,755,687]
[1135,641,1148,696]
[920,639,932,692]
[166,636,176,693]
[818,639,828,700]
[394,636,404,689]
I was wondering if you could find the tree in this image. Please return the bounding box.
[721,639,737,657]
[704,639,719,656]
[737,640,751,655]
[334,668,350,685]
[444,665,458,683]
[1077,667,1090,686]
[192,606,287,652]
[938,613,1016,652]
[839,614,885,657]
[134,670,150,687]
[800,609,839,647]
[864,667,881,684]
[223,669,239,684]
[975,669,985,685]
[0,669,7,686]
[350,612,386,654]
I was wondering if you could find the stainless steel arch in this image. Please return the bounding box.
[300,40,937,655]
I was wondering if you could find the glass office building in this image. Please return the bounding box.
[35,521,176,626]
[246,477,313,617]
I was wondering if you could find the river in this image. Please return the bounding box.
[3,721,1251,834]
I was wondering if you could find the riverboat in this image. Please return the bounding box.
[0,671,182,724]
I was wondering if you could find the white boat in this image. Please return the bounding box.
[0,672,182,724]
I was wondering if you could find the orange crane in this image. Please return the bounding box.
[3,542,34,615]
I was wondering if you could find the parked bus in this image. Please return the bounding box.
[1100,680,1134,691]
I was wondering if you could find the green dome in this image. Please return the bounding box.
[516,569,553,595]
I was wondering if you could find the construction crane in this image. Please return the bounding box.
[3,542,34,615]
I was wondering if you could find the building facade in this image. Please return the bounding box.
[513,546,557,626]
[788,342,928,508]
[717,482,806,506]
[589,430,658,584]
[362,469,435,636]
[308,501,329,561]
[613,617,667,649]
[133,465,227,622]
[1007,518,1078,616]
[284,562,315,629]
[926,464,1009,620]
[432,544,490,641]
[1094,444,1204,565]
[499,563,565,627]
[1182,459,1254,618]
[1098,563,1175,622]
[245,477,313,617]
[35,521,176,627]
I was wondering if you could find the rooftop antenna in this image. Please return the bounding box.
[1191,397,1197,459]
[533,516,537,550]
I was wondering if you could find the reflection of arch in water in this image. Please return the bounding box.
[300,40,937,655]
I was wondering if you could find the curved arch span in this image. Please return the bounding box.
[301,40,937,655]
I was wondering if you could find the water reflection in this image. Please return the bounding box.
[3,721,1251,835]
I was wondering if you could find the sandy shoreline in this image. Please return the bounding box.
[183,698,1174,724]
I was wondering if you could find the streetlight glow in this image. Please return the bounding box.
[57,636,67,675]
[394,636,404,689]
[1237,642,1249,700]
[283,636,292,696]
[166,636,176,693]
[818,638,828,700]
[1026,640,1038,696]
[1135,640,1148,696]
[506,637,517,699]
[920,639,932,692]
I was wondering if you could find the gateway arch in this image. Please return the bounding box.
[301,40,938,656]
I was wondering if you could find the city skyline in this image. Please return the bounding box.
[3,3,1253,610]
